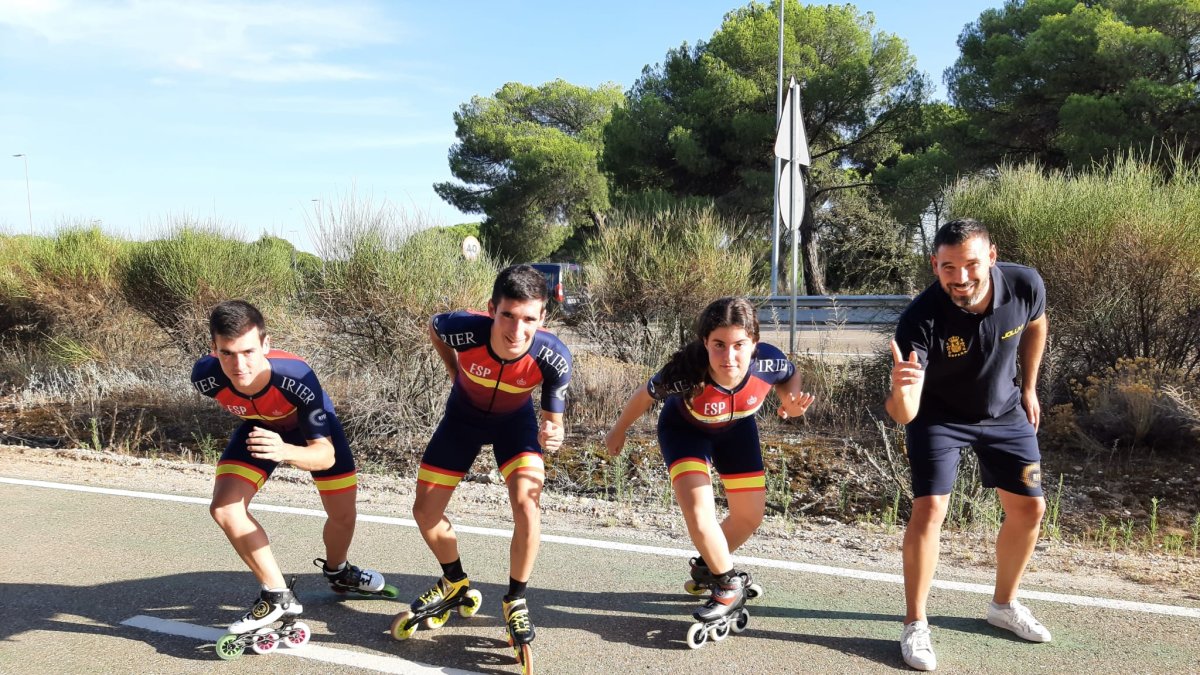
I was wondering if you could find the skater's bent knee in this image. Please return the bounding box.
[325,509,356,531]
[731,507,765,530]
[210,501,251,530]
[510,496,541,525]
[412,502,446,530]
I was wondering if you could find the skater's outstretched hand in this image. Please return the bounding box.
[539,419,563,452]
[246,427,290,463]
[604,427,626,456]
[777,391,815,420]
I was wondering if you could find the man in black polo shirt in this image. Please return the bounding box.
[886,219,1050,671]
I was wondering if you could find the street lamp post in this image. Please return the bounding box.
[11,154,32,232]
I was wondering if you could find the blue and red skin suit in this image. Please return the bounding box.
[418,310,572,489]
[191,349,357,494]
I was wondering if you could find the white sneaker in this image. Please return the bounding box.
[987,600,1052,642]
[900,620,937,671]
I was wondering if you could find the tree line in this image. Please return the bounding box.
[434,0,1200,293]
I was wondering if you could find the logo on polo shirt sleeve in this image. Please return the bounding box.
[1001,323,1025,340]
[946,335,968,358]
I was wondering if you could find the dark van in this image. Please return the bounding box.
[529,262,584,314]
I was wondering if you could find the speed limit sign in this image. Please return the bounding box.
[462,235,482,261]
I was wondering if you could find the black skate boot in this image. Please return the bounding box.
[685,571,752,649]
[390,575,482,640]
[228,580,304,633]
[685,556,718,595]
[685,557,763,599]
[503,597,535,674]
[314,557,397,598]
[693,571,746,623]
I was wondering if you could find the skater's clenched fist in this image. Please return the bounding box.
[538,419,563,452]
[604,427,626,456]
[246,427,291,463]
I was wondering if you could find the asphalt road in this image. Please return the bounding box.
[2,476,1199,674]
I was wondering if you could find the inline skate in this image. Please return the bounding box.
[683,557,763,600]
[685,571,751,650]
[503,597,535,675]
[215,578,311,660]
[390,575,482,639]
[314,557,399,598]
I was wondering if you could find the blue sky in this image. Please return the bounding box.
[0,0,1000,253]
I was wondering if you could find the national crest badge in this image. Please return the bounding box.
[946,335,968,358]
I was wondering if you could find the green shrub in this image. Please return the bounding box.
[580,206,762,366]
[0,226,138,363]
[29,224,127,286]
[122,223,299,355]
[305,196,499,444]
[0,235,38,336]
[309,198,498,365]
[948,151,1200,388]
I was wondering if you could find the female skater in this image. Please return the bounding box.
[605,297,814,642]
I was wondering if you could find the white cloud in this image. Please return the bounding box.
[0,0,396,82]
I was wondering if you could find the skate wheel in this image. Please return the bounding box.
[215,633,245,660]
[513,642,533,674]
[283,621,311,648]
[731,608,750,634]
[250,627,280,654]
[423,610,450,630]
[381,585,400,599]
[746,582,764,599]
[685,622,708,649]
[390,611,418,640]
[458,589,483,618]
[683,580,706,596]
[710,620,731,642]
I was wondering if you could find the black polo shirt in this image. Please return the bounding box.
[894,261,1045,426]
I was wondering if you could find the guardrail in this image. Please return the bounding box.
[752,294,912,326]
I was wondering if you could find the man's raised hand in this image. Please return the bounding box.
[890,339,924,390]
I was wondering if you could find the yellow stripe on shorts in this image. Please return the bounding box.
[418,464,464,489]
[669,459,710,483]
[216,462,267,490]
[500,452,545,480]
[314,472,357,493]
[722,471,766,492]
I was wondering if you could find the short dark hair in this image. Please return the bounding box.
[933,218,991,251]
[491,264,548,306]
[209,300,266,341]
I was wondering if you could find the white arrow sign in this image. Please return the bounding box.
[773,78,810,166]
[777,162,804,230]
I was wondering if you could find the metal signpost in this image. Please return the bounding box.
[773,77,811,354]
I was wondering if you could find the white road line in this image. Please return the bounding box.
[5,476,1199,619]
[120,615,482,674]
